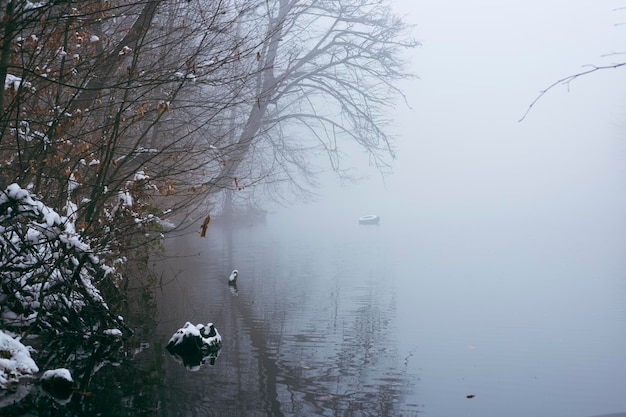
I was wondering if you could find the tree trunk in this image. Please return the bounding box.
[69,0,162,113]
[0,1,16,135]
[206,0,291,194]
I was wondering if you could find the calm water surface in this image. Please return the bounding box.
[152,202,626,417]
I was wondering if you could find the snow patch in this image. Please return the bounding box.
[103,328,123,337]
[4,74,31,91]
[0,330,39,388]
[168,322,222,349]
[41,368,73,383]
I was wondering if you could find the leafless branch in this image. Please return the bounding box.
[519,62,626,122]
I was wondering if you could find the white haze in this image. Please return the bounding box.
[266,5,626,414]
[276,0,626,228]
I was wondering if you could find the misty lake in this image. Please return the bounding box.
[11,197,626,417]
[143,198,626,417]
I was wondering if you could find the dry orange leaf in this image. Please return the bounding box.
[200,214,211,237]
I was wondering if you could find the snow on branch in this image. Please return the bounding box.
[3,74,32,91]
[0,184,122,335]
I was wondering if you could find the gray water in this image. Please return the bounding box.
[153,200,626,417]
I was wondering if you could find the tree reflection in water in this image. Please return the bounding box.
[6,225,419,416]
[152,224,420,416]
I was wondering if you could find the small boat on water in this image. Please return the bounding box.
[358,215,380,225]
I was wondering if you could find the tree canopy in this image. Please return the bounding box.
[0,0,416,297]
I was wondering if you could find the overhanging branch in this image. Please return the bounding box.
[519,62,626,122]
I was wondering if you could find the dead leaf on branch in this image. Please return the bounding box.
[200,214,211,238]
[234,177,244,191]
[157,101,170,113]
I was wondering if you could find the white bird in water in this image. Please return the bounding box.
[228,269,238,285]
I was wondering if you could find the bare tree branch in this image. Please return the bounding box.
[519,62,626,122]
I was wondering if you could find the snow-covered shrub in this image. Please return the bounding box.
[0,330,39,388]
[0,183,123,335]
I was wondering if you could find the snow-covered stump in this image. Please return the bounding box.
[166,322,222,370]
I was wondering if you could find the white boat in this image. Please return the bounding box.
[358,215,380,225]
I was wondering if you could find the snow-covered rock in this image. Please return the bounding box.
[166,322,222,370]
[41,368,73,384]
[41,368,74,399]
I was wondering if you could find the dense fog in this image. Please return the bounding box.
[277,0,626,229]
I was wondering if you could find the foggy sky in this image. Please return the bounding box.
[281,0,626,227]
[257,4,626,415]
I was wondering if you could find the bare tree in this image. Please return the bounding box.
[1,0,416,242]
[204,0,417,206]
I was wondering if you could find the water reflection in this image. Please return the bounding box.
[5,219,418,416]
[8,204,626,417]
[153,221,419,416]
